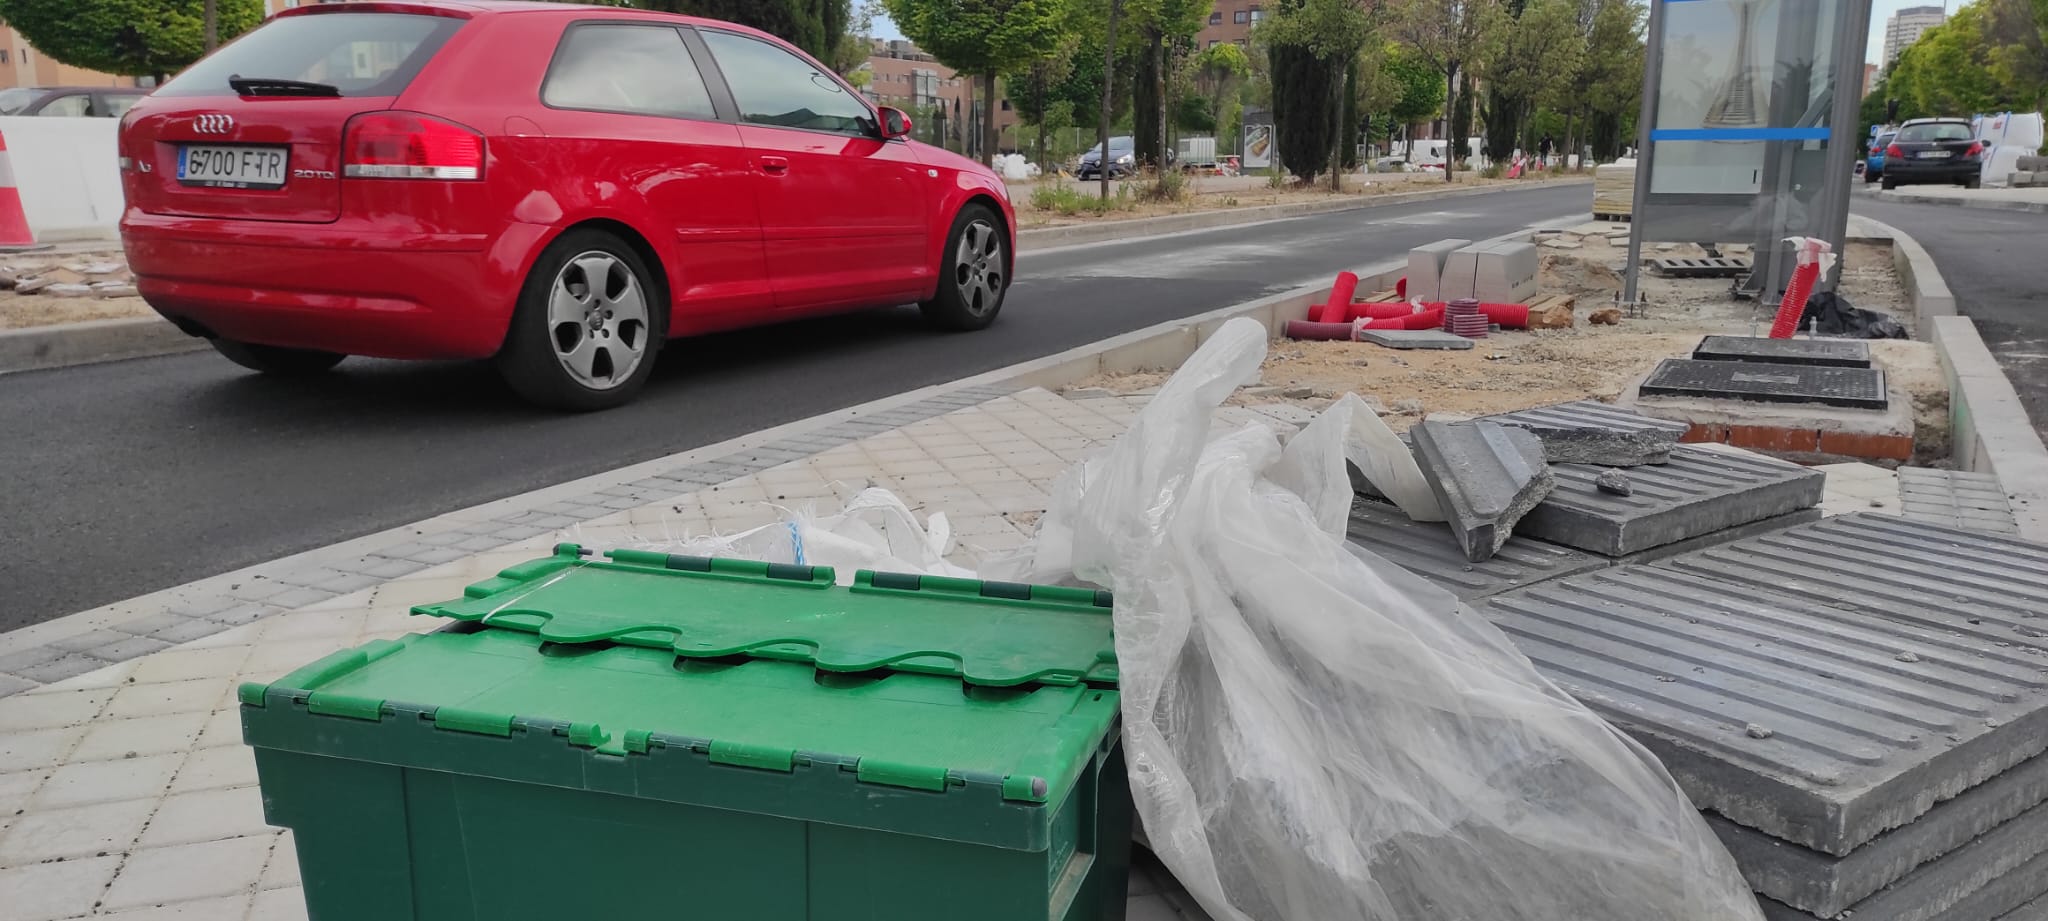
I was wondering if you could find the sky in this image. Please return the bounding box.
[870,0,1937,66]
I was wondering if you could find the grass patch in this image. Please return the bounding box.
[1026,182,1137,216]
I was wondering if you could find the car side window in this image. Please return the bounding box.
[699,30,873,136]
[543,23,717,120]
[98,94,140,119]
[38,93,91,117]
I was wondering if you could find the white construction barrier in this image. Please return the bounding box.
[0,116,123,242]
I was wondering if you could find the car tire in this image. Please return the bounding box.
[1863,170,1877,184]
[494,228,663,412]
[211,339,345,375]
[1881,177,1897,191]
[920,203,1009,332]
[1965,175,1981,189]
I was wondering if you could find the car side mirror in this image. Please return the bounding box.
[878,106,912,140]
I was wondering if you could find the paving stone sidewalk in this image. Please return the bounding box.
[0,384,2002,921]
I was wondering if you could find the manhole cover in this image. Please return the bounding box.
[1693,335,1872,368]
[1640,358,1887,409]
[1649,257,1751,278]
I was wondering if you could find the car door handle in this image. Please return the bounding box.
[759,156,789,174]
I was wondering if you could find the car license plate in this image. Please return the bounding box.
[178,145,288,189]
[1918,150,1952,159]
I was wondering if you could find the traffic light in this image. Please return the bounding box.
[1885,98,1899,124]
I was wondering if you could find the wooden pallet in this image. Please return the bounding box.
[1592,212,1633,223]
[1357,289,1403,303]
[1527,293,1576,312]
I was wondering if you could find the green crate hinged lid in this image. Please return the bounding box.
[239,624,1123,849]
[409,544,1119,688]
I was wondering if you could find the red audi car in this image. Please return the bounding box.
[119,1,1014,409]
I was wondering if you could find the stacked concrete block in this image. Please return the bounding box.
[1472,241,1540,303]
[1479,514,2048,921]
[1437,242,1485,302]
[1406,238,1470,303]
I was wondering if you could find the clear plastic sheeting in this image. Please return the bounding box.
[1013,317,1762,921]
[620,487,974,585]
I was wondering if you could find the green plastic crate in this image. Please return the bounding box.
[241,545,1131,921]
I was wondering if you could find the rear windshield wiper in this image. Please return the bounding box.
[228,75,340,97]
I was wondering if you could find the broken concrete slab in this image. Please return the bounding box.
[1406,238,1470,303]
[1513,444,1823,556]
[1484,400,1688,466]
[1356,329,1476,350]
[1694,335,1873,368]
[1344,498,1606,600]
[1641,358,1890,410]
[1715,752,2048,917]
[1484,514,2048,856]
[1410,419,1555,562]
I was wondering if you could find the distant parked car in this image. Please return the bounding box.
[1881,118,1983,190]
[1077,136,1137,180]
[118,0,1014,411]
[1864,130,1895,183]
[0,86,148,118]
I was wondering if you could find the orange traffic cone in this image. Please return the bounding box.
[0,129,50,252]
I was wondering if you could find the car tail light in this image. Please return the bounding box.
[1885,144,1903,158]
[1965,141,1984,158]
[343,112,483,180]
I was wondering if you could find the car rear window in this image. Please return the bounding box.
[155,12,463,98]
[1897,123,1974,142]
[0,88,47,115]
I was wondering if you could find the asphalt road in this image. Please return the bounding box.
[0,184,1584,631]
[1849,193,2048,441]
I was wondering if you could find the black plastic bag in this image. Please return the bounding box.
[1801,291,1909,339]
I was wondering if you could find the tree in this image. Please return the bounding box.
[1263,0,1372,187]
[1123,0,1209,167]
[883,0,1073,165]
[1191,43,1252,139]
[1479,0,1585,160]
[0,0,262,77]
[1578,0,1644,159]
[1391,0,1505,181]
[1357,42,1444,143]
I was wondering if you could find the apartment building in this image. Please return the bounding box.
[1881,5,1945,68]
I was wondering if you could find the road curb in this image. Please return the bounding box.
[1874,189,2048,214]
[0,316,206,375]
[1861,214,2048,541]
[1015,176,1591,251]
[1851,214,1956,339]
[1932,317,2048,541]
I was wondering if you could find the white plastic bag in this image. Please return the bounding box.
[1023,318,1761,921]
[620,487,974,584]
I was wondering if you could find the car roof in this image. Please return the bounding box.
[1900,117,1971,125]
[273,0,796,59]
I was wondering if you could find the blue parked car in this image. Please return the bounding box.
[1864,130,1896,183]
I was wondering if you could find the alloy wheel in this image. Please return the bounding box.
[547,252,648,390]
[953,220,1004,317]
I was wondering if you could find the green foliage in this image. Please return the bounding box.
[631,0,851,63]
[1479,0,1585,159]
[884,0,1072,162]
[1886,0,2048,119]
[0,0,262,76]
[1134,166,1189,201]
[1341,61,1360,170]
[1379,43,1446,132]
[1174,91,1215,131]
[1264,0,1373,183]
[1391,0,1507,176]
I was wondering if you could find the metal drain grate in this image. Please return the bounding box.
[1640,358,1888,409]
[1693,335,1873,368]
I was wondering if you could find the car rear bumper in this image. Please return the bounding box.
[1883,160,1980,184]
[121,213,548,360]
